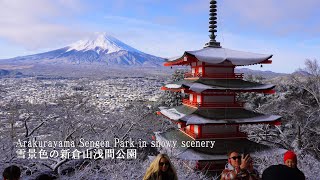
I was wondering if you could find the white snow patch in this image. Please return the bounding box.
[165,84,182,89]
[168,47,272,65]
[66,32,141,54]
[182,114,281,125]
[160,107,186,120]
[189,83,214,93]
[177,148,227,160]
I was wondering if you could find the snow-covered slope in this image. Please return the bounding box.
[66,33,141,54]
[1,33,164,67]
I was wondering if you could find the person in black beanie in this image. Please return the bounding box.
[2,165,21,180]
[262,164,305,180]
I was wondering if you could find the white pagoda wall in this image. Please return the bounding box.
[189,94,193,102]
[185,125,200,136]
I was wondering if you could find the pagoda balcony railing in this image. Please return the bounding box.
[184,72,244,79]
[182,99,244,108]
[184,72,203,78]
[181,128,247,139]
[182,128,197,138]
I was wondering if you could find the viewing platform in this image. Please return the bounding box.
[182,99,244,108]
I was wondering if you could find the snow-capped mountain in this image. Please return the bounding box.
[1,33,164,67]
[66,33,141,54]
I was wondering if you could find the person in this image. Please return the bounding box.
[143,153,178,180]
[262,164,305,180]
[283,150,305,179]
[221,151,259,180]
[283,150,298,168]
[2,165,21,180]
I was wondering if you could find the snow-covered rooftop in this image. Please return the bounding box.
[160,106,281,124]
[167,47,272,66]
[156,130,276,161]
[165,79,275,93]
[177,148,227,161]
[181,114,281,125]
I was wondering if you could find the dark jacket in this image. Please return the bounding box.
[148,171,177,180]
[262,164,305,180]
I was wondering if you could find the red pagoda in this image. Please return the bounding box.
[156,0,282,171]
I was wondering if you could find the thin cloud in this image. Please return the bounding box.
[153,16,178,26]
[103,15,159,27]
[222,0,320,35]
[182,0,210,14]
[0,0,88,50]
[105,15,177,27]
[181,0,320,36]
[105,26,206,58]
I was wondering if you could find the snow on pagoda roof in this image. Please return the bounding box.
[177,148,227,161]
[182,114,281,125]
[155,130,280,161]
[167,47,272,66]
[160,106,281,124]
[160,105,196,121]
[177,143,286,161]
[165,79,275,93]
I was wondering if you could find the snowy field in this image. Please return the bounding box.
[0,65,319,179]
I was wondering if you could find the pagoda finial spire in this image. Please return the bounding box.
[205,0,221,48]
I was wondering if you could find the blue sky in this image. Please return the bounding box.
[0,0,319,73]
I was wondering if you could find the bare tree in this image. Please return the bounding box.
[242,59,320,160]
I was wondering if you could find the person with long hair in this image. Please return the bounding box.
[143,153,178,180]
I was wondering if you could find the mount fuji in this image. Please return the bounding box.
[0,33,164,67]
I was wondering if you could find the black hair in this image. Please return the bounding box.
[3,165,21,180]
[227,150,239,157]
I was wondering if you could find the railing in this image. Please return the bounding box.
[182,99,244,108]
[184,72,202,78]
[201,132,247,139]
[181,128,198,138]
[184,72,244,79]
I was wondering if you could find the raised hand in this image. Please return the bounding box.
[240,154,252,170]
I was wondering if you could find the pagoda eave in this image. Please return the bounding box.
[161,86,276,94]
[158,107,281,126]
[155,129,286,161]
[165,48,273,67]
[164,53,197,67]
[261,59,272,64]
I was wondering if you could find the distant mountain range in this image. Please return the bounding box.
[0,33,300,79]
[0,69,23,77]
[236,68,287,79]
[0,33,164,67]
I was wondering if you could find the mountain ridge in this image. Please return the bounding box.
[0,33,164,67]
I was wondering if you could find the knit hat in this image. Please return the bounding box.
[284,150,297,163]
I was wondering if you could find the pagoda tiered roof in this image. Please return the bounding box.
[164,47,272,67]
[155,129,285,161]
[163,79,275,93]
[159,106,281,125]
[155,0,284,172]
